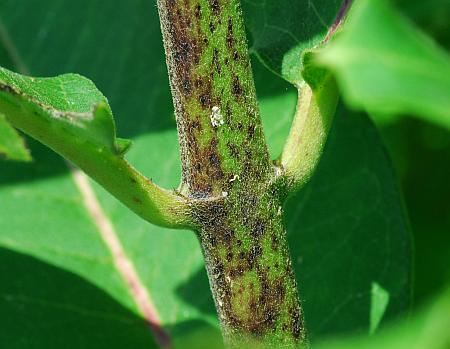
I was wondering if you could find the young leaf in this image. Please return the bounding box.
[317,0,450,128]
[0,113,31,161]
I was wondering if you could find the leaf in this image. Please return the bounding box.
[0,1,411,348]
[0,248,158,349]
[313,285,450,349]
[317,0,450,129]
[0,67,121,154]
[0,113,31,161]
[242,0,349,84]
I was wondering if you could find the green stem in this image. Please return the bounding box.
[280,73,339,192]
[0,83,190,229]
[157,0,304,346]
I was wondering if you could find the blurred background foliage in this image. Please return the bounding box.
[380,0,450,305]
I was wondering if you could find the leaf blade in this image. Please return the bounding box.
[317,0,450,127]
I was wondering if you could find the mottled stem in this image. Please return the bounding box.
[157,0,304,346]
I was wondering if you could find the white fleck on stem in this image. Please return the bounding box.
[210,106,224,127]
[229,174,239,182]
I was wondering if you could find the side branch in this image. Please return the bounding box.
[280,69,339,193]
[0,70,191,229]
[280,0,352,193]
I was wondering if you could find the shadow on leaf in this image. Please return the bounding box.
[176,266,216,317]
[0,247,157,349]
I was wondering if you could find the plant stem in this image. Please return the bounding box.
[0,82,190,229]
[280,75,338,192]
[157,0,304,346]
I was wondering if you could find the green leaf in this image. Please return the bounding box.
[0,113,31,161]
[317,0,450,129]
[0,248,158,348]
[0,1,411,348]
[242,0,349,84]
[313,285,450,349]
[0,68,121,153]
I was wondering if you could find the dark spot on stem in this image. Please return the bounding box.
[227,17,234,48]
[182,79,191,94]
[189,119,202,131]
[209,0,221,15]
[222,229,235,244]
[251,218,265,239]
[209,151,219,166]
[232,75,242,97]
[289,305,302,339]
[275,280,286,301]
[212,48,221,74]
[247,245,262,269]
[271,233,279,251]
[227,142,240,159]
[199,93,210,108]
[225,103,232,118]
[247,124,255,138]
[195,77,204,88]
[194,4,201,18]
